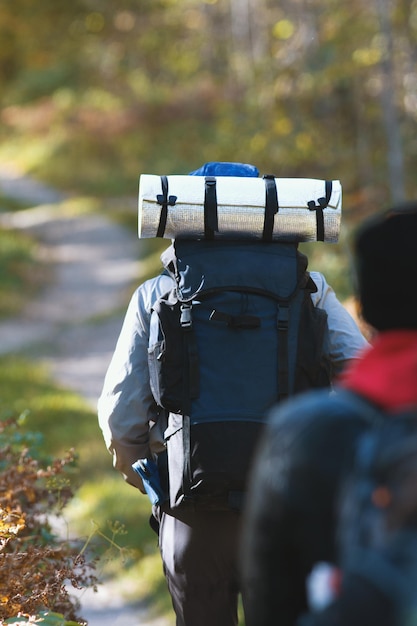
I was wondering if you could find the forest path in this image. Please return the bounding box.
[0,164,141,406]
[0,164,168,626]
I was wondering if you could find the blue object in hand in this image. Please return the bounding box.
[132,458,167,506]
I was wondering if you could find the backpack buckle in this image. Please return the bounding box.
[277,305,289,331]
[180,304,193,329]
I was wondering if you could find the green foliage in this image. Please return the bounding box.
[0,227,48,318]
[0,193,31,212]
[0,193,51,318]
[0,0,415,207]
[299,225,356,301]
[0,356,108,478]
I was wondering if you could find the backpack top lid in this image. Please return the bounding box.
[138,162,342,243]
[160,238,308,303]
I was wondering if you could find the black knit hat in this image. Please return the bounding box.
[354,202,417,331]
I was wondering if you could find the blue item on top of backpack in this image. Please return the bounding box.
[188,161,259,177]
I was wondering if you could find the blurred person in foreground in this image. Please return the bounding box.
[241,203,417,626]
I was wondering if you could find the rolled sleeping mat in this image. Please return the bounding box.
[138,174,342,243]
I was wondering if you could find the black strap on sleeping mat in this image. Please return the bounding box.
[204,176,219,240]
[156,175,177,238]
[307,180,332,242]
[262,175,279,241]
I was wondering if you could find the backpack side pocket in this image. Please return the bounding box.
[148,296,187,414]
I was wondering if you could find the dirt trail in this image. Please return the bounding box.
[0,165,142,406]
[0,165,169,625]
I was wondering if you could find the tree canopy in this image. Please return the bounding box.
[0,0,416,212]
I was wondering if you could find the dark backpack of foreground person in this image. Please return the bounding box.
[299,412,417,626]
[240,204,417,626]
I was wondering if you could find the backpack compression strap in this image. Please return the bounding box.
[156,176,177,238]
[262,175,279,241]
[204,175,281,241]
[179,303,199,504]
[179,303,200,406]
[278,304,289,400]
[307,180,332,242]
[204,176,219,239]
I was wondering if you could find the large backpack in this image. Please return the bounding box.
[147,237,333,509]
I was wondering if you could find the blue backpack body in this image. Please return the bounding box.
[148,238,332,509]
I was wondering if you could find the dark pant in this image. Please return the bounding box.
[155,504,243,626]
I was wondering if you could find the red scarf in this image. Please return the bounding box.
[339,330,417,412]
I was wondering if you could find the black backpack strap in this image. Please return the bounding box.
[204,176,219,240]
[182,413,193,501]
[307,180,332,242]
[156,176,177,238]
[179,303,199,403]
[277,303,289,400]
[179,304,199,502]
[262,175,279,242]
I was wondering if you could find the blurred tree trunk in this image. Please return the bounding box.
[230,0,254,82]
[375,0,406,202]
[248,0,268,62]
[353,76,376,191]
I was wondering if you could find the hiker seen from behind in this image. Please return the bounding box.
[98,162,368,626]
